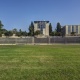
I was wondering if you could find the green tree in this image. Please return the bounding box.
[4,31,13,37]
[12,28,17,34]
[0,20,4,30]
[51,31,56,36]
[2,29,7,34]
[49,23,52,36]
[0,32,2,37]
[34,30,40,35]
[52,29,62,36]
[29,22,34,36]
[71,32,76,36]
[0,20,4,36]
[21,31,28,36]
[56,22,61,33]
[16,29,22,37]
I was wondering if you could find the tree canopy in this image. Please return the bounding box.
[29,22,34,36]
[0,20,4,30]
[0,20,65,37]
[34,30,40,35]
[56,22,61,33]
[49,23,52,36]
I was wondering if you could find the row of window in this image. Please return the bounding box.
[38,22,46,34]
[68,26,78,34]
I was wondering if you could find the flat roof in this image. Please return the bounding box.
[65,25,80,26]
[34,21,49,23]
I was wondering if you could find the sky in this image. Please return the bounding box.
[0,0,80,31]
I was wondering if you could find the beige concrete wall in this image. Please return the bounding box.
[74,25,76,32]
[71,26,72,33]
[79,25,80,34]
[34,23,38,32]
[34,22,49,36]
[65,25,68,35]
[45,23,49,36]
[78,26,79,34]
[43,28,46,35]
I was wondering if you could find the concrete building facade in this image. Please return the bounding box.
[34,21,49,36]
[62,25,80,36]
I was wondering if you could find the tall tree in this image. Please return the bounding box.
[56,22,61,33]
[0,20,4,30]
[16,29,22,37]
[49,23,52,36]
[0,20,4,37]
[29,22,34,36]
[19,29,22,33]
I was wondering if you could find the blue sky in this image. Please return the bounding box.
[0,0,80,31]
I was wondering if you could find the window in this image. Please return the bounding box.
[68,26,71,34]
[72,25,74,32]
[76,26,78,33]
[38,22,46,34]
[38,22,41,28]
[42,22,45,28]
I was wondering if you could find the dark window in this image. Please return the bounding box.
[76,26,78,33]
[72,25,74,32]
[38,22,46,34]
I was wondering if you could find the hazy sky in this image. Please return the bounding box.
[0,0,80,31]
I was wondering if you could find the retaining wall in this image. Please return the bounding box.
[0,37,80,44]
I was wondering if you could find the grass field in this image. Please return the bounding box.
[0,45,80,80]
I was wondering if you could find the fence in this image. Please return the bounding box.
[0,37,33,44]
[0,37,80,44]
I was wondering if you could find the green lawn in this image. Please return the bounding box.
[0,45,80,80]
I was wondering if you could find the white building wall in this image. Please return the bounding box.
[74,25,76,32]
[71,25,72,33]
[34,23,38,32]
[65,25,68,35]
[43,28,46,35]
[34,21,50,36]
[45,23,49,36]
[79,25,80,34]
[64,25,80,36]
[78,26,79,34]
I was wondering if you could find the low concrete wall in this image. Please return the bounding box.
[0,37,33,44]
[0,37,80,44]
